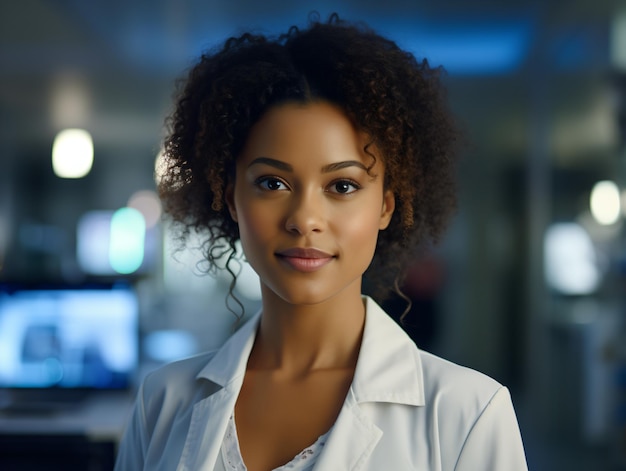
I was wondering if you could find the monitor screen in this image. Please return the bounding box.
[0,283,139,390]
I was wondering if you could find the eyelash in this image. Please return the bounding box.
[255,176,287,191]
[328,179,360,194]
[254,177,361,195]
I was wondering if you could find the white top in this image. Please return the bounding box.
[115,296,528,470]
[215,413,330,471]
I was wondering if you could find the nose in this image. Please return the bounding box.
[284,190,326,235]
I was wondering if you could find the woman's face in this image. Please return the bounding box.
[226,101,395,306]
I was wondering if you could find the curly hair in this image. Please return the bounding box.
[159,13,459,311]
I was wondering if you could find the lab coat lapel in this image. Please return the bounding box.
[176,380,241,471]
[314,389,382,470]
[314,298,424,470]
[177,310,262,471]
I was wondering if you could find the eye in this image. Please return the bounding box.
[328,179,360,195]
[256,176,288,191]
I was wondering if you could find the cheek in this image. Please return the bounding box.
[234,188,263,235]
[235,202,277,256]
[337,209,383,255]
[238,208,268,239]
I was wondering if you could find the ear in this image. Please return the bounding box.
[379,189,395,230]
[225,182,238,223]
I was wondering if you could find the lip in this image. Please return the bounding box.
[275,247,335,272]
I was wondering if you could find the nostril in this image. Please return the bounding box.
[285,220,300,233]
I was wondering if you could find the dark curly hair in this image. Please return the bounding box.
[159,13,459,313]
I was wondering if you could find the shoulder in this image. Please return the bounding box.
[417,350,521,458]
[358,297,503,410]
[361,296,502,406]
[417,349,506,429]
[416,352,527,469]
[418,349,503,404]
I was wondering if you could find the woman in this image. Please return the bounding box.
[115,14,528,470]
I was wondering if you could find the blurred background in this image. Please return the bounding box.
[1,0,626,469]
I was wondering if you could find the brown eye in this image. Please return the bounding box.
[256,177,287,191]
[329,180,359,194]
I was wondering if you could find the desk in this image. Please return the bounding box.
[0,392,134,470]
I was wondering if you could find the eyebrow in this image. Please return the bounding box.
[247,157,368,173]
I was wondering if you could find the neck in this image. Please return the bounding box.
[249,284,366,376]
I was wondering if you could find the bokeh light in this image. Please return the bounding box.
[127,190,162,229]
[109,207,146,274]
[51,129,94,179]
[590,180,621,226]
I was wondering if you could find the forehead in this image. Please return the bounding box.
[238,101,378,168]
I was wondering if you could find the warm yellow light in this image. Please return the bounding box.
[52,128,94,178]
[590,180,621,225]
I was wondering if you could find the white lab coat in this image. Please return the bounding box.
[115,297,528,470]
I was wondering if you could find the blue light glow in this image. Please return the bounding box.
[109,207,146,275]
[544,222,600,295]
[382,19,534,75]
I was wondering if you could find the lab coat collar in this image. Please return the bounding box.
[352,296,425,406]
[195,296,425,407]
[182,297,424,470]
[195,311,259,388]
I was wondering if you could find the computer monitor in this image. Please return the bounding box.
[0,282,139,395]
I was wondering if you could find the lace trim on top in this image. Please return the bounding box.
[220,413,331,471]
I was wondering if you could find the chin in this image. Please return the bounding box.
[269,280,361,307]
[278,291,335,307]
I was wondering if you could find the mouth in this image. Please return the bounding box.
[275,247,335,272]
